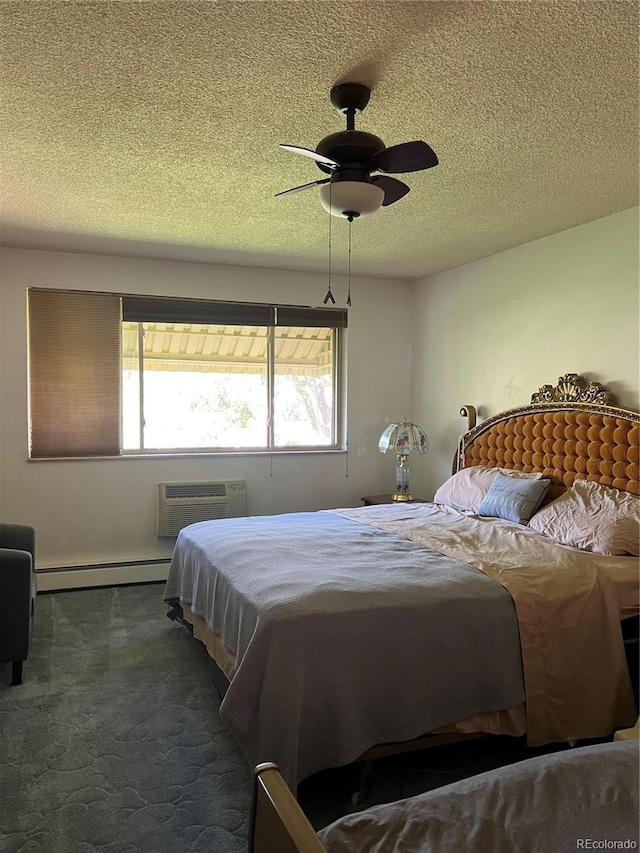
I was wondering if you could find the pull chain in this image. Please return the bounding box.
[347,216,352,307]
[323,184,335,305]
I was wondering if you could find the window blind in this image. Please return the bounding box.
[122,295,348,329]
[28,289,346,458]
[122,296,273,326]
[275,306,348,328]
[28,289,122,458]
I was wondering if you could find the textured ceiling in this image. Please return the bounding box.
[0,1,638,280]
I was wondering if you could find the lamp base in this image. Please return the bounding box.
[394,456,412,502]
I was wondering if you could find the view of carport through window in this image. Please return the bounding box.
[121,321,336,451]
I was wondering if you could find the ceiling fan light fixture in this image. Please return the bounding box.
[319,181,384,218]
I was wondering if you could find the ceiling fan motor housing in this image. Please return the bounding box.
[315,131,386,174]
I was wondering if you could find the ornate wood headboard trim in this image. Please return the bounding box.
[455,374,639,496]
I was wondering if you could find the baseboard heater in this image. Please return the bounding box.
[36,558,171,592]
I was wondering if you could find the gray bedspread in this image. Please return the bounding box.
[318,740,640,853]
[164,510,525,788]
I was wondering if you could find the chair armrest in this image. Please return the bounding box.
[0,548,34,593]
[0,548,35,662]
[0,524,35,562]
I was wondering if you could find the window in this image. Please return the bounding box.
[28,290,347,458]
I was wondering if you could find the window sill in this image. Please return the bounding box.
[28,448,348,462]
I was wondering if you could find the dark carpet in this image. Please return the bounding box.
[1,582,567,852]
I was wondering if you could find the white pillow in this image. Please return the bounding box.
[528,479,640,556]
[433,465,544,514]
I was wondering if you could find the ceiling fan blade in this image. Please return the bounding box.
[279,144,339,168]
[275,178,330,198]
[372,175,411,206]
[372,140,438,174]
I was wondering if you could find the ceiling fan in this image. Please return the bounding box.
[276,82,438,219]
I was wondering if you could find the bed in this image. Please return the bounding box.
[248,739,640,853]
[164,373,639,790]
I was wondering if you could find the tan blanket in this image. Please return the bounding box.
[332,504,638,745]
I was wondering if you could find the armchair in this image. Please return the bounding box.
[0,524,36,685]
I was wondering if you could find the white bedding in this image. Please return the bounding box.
[318,740,640,853]
[164,509,525,788]
[165,502,638,788]
[334,503,639,747]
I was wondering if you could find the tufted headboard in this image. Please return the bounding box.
[455,374,639,498]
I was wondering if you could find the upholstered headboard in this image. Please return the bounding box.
[455,374,639,498]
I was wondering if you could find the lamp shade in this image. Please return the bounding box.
[320,181,384,219]
[378,418,429,456]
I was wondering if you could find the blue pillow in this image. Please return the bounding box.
[476,473,551,525]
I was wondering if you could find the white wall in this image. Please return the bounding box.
[410,207,640,499]
[0,248,412,568]
[4,207,637,572]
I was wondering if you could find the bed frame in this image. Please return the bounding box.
[454,373,638,497]
[454,373,639,711]
[246,374,639,852]
[248,763,326,853]
[169,373,639,803]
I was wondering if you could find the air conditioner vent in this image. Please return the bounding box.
[164,482,227,500]
[157,480,246,537]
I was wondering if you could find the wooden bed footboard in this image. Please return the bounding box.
[249,763,326,853]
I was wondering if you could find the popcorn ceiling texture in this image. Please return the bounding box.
[0,1,637,278]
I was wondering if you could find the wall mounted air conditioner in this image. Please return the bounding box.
[157,480,247,537]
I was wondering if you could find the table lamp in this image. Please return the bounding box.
[378,418,429,501]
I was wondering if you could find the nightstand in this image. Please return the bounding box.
[361,494,427,506]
